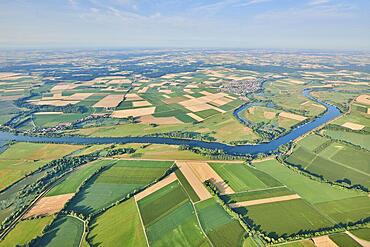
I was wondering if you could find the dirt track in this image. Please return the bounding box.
[229,194,301,208]
[134,173,178,201]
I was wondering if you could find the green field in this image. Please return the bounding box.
[175,169,200,202]
[195,198,245,247]
[0,142,82,191]
[88,198,147,247]
[350,228,370,241]
[256,159,362,204]
[67,160,173,215]
[287,134,370,188]
[235,199,333,236]
[329,233,362,247]
[209,162,282,192]
[138,181,210,247]
[33,216,84,247]
[47,159,114,196]
[277,239,316,247]
[0,216,54,247]
[220,186,294,203]
[323,129,370,150]
[314,196,370,223]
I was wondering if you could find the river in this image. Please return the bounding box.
[0,89,341,156]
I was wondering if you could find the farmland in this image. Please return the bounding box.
[67,160,173,215]
[0,49,369,246]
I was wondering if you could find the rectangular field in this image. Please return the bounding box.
[209,162,282,192]
[138,181,210,247]
[67,160,173,215]
[235,199,333,236]
[87,198,147,247]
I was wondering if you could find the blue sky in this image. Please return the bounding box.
[0,0,369,50]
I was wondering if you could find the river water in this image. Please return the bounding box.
[0,90,341,156]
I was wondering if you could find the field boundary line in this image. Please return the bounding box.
[134,199,150,247]
[68,214,86,247]
[191,202,214,247]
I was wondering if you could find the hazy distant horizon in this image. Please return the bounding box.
[1,0,369,50]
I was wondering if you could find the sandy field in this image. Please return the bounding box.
[184,95,195,99]
[125,93,144,101]
[133,101,152,107]
[176,161,212,201]
[162,95,170,99]
[264,111,276,120]
[187,113,204,122]
[312,236,338,247]
[50,84,77,92]
[138,87,149,93]
[34,112,64,115]
[67,93,94,101]
[112,106,156,118]
[179,92,229,113]
[161,74,177,79]
[24,193,75,219]
[229,194,301,208]
[134,173,178,201]
[32,100,79,106]
[139,115,183,125]
[341,122,365,130]
[356,94,370,105]
[93,94,124,108]
[158,89,172,94]
[0,72,21,79]
[187,161,235,194]
[279,111,307,121]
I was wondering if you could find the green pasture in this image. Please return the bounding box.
[196,198,245,247]
[220,186,293,203]
[209,162,281,192]
[256,159,362,204]
[33,216,84,247]
[88,198,147,247]
[0,216,54,247]
[329,233,361,247]
[236,199,332,236]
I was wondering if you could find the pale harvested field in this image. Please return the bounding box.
[133,100,152,107]
[356,94,370,105]
[0,72,21,79]
[112,106,156,118]
[67,93,94,101]
[24,193,75,219]
[158,89,172,94]
[184,94,195,99]
[184,89,192,93]
[93,94,124,108]
[139,115,183,125]
[125,93,143,101]
[176,161,212,201]
[341,122,365,130]
[134,173,178,201]
[179,93,228,113]
[187,113,204,122]
[264,111,276,120]
[50,84,77,92]
[162,95,170,99]
[312,236,338,247]
[229,194,301,208]
[210,97,233,106]
[279,111,307,121]
[285,79,305,84]
[107,79,131,84]
[138,87,149,93]
[32,100,79,106]
[161,74,177,79]
[187,161,235,194]
[34,112,64,115]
